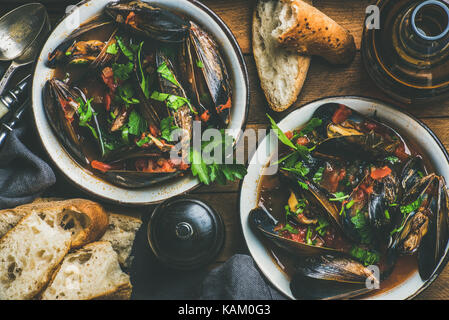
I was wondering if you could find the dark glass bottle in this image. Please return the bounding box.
[362,0,449,104]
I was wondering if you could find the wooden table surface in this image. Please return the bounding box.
[2,0,449,299]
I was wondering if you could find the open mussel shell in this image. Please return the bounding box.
[189,22,232,127]
[290,255,378,300]
[311,103,404,162]
[43,79,89,166]
[280,170,342,230]
[417,176,449,280]
[155,50,193,152]
[400,156,426,196]
[105,0,190,43]
[249,207,345,256]
[387,174,449,280]
[100,170,180,189]
[47,17,113,68]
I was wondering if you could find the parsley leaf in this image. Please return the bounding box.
[106,43,118,55]
[267,114,297,150]
[150,91,197,114]
[299,117,322,136]
[160,116,179,142]
[313,167,324,183]
[350,246,380,266]
[117,83,140,106]
[116,36,134,61]
[157,61,180,87]
[350,210,373,244]
[189,130,247,185]
[279,224,299,234]
[386,156,399,164]
[112,62,134,81]
[127,110,147,136]
[330,192,350,202]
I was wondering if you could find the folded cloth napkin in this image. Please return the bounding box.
[131,215,286,300]
[199,254,286,300]
[0,125,56,209]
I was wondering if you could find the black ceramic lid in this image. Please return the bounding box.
[147,197,225,270]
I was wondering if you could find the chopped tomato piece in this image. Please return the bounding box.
[296,136,309,146]
[125,12,137,28]
[149,124,159,137]
[101,67,117,92]
[332,105,352,124]
[104,93,111,112]
[370,166,392,180]
[200,110,211,122]
[285,131,293,140]
[216,97,231,113]
[91,160,114,173]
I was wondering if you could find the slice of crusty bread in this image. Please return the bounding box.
[0,212,72,300]
[0,199,109,249]
[100,213,142,269]
[253,0,311,112]
[40,241,132,300]
[273,0,356,65]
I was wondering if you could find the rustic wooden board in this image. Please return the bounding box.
[1,0,449,300]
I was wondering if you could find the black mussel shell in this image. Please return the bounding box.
[100,170,180,188]
[105,0,190,43]
[290,255,379,300]
[249,207,345,257]
[189,21,232,127]
[43,79,89,165]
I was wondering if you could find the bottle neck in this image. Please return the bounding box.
[399,0,449,57]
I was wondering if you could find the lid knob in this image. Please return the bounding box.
[147,197,225,270]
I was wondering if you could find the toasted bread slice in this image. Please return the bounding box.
[0,212,72,300]
[100,213,142,269]
[41,241,132,300]
[253,0,311,112]
[273,0,356,65]
[0,199,109,249]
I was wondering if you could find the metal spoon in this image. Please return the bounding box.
[0,3,50,94]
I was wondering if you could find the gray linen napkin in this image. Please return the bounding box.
[0,125,56,209]
[199,254,286,300]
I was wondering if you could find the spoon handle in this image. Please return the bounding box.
[0,62,18,95]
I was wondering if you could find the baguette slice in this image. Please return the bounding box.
[41,241,132,300]
[253,0,311,112]
[0,212,72,300]
[100,213,142,269]
[0,199,109,249]
[273,0,356,65]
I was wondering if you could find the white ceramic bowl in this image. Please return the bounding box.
[31,0,249,205]
[240,96,449,300]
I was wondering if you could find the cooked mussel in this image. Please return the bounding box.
[156,50,194,156]
[47,18,115,68]
[290,255,379,299]
[43,79,106,165]
[105,0,190,43]
[400,156,427,196]
[312,104,406,162]
[91,154,182,188]
[341,165,398,244]
[249,207,347,256]
[188,22,232,127]
[389,174,449,280]
[280,169,342,230]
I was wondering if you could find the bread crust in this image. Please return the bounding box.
[9,199,109,249]
[252,0,311,112]
[277,0,355,65]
